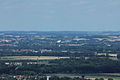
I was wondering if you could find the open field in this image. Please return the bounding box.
[0,56,70,60]
[86,77,120,80]
[46,74,120,80]
[1,74,120,80]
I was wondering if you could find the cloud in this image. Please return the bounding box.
[109,0,120,6]
[42,15,54,20]
[71,0,91,6]
[0,0,35,9]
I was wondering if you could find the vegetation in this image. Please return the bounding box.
[1,57,120,75]
[0,76,115,80]
[0,31,120,79]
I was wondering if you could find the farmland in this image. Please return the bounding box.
[0,56,70,60]
[1,31,120,79]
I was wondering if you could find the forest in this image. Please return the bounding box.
[0,57,120,75]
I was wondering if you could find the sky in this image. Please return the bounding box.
[0,0,120,31]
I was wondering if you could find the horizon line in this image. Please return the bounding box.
[0,30,120,32]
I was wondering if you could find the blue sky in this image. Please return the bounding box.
[0,0,120,31]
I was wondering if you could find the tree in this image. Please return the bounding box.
[95,78,99,80]
[81,75,85,80]
[117,54,120,59]
[99,78,104,80]
[108,78,113,80]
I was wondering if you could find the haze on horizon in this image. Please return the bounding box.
[0,0,120,31]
